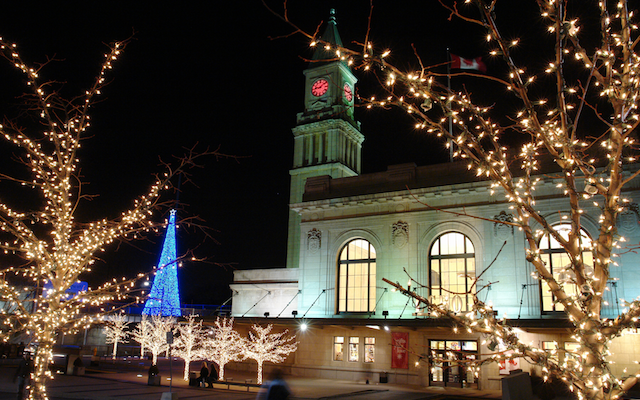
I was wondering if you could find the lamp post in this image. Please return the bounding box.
[165,331,174,398]
[160,331,178,400]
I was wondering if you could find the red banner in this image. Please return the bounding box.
[391,332,409,369]
[499,352,520,375]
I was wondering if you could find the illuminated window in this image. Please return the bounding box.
[338,239,376,313]
[429,232,475,312]
[364,337,375,363]
[564,342,580,353]
[539,224,593,312]
[334,336,344,361]
[349,337,359,362]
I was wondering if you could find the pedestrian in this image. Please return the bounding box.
[199,361,210,388]
[13,354,31,400]
[258,369,290,400]
[209,363,218,384]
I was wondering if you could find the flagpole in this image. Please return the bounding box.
[447,48,453,163]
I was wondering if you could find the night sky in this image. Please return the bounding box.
[0,1,550,305]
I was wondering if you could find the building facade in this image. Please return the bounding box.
[230,11,640,390]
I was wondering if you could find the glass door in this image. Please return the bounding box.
[429,340,445,387]
[429,340,478,388]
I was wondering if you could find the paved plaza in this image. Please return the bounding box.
[0,357,502,400]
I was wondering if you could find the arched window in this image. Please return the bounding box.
[539,224,594,312]
[338,239,376,313]
[429,232,475,312]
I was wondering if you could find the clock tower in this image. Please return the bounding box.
[286,9,365,269]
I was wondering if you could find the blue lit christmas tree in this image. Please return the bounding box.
[142,209,181,316]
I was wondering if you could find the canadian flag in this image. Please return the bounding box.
[450,53,486,73]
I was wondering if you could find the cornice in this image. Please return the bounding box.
[292,118,364,143]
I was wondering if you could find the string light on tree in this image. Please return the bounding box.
[201,317,245,381]
[131,316,152,358]
[131,314,175,366]
[243,324,298,385]
[264,0,640,399]
[173,314,206,381]
[103,313,130,360]
[0,33,222,400]
[0,36,159,400]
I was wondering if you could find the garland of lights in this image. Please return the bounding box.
[264,1,640,399]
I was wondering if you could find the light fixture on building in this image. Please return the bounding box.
[366,325,381,330]
[487,337,499,351]
[382,310,389,319]
[292,310,298,318]
[264,312,270,318]
[300,323,308,332]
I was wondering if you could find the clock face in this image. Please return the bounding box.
[343,83,353,102]
[311,79,329,97]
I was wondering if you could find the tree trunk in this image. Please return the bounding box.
[257,360,264,385]
[183,359,190,381]
[219,363,226,381]
[30,332,54,400]
[112,340,118,359]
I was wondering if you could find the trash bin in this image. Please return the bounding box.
[379,371,388,383]
[189,372,199,387]
[72,356,85,376]
[148,375,161,386]
[66,355,85,375]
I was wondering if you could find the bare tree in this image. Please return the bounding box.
[243,324,297,385]
[265,1,640,399]
[0,32,227,399]
[132,314,175,365]
[131,317,152,358]
[201,317,245,381]
[104,314,130,359]
[173,314,206,381]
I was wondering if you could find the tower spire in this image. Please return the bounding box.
[142,209,181,317]
[311,8,345,66]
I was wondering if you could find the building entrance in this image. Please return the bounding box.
[428,339,478,388]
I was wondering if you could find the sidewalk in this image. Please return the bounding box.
[0,357,502,400]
